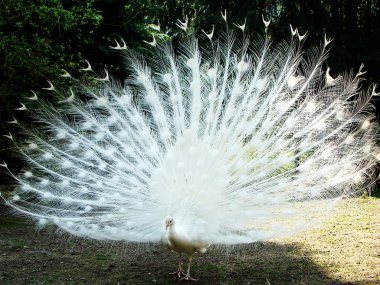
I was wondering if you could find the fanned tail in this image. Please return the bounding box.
[3,24,379,244]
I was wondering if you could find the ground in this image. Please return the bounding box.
[0,195,379,285]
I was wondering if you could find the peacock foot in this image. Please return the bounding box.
[169,270,185,278]
[179,274,198,282]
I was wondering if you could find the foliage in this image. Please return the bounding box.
[1,0,379,118]
[0,0,102,114]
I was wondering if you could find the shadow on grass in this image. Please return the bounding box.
[0,200,373,285]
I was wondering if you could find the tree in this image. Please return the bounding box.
[0,0,103,120]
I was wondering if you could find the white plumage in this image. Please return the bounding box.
[2,17,379,280]
[164,217,209,280]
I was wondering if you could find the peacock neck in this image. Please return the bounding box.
[167,225,177,242]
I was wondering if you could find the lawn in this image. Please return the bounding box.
[0,196,379,284]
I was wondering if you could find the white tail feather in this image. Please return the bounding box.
[4,27,379,244]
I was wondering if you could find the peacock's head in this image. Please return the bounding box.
[165,216,175,230]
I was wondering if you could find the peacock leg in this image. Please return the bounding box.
[169,253,185,278]
[180,255,197,281]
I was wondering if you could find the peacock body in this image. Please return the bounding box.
[2,17,379,280]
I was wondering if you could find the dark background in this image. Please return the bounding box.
[1,0,380,189]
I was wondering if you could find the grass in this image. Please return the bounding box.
[279,197,380,285]
[0,197,379,284]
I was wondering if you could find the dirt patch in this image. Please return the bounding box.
[0,197,379,285]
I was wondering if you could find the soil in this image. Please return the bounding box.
[0,194,379,285]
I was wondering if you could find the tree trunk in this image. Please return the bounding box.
[344,0,359,33]
[365,0,372,34]
[331,0,339,25]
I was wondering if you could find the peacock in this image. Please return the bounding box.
[1,14,379,281]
